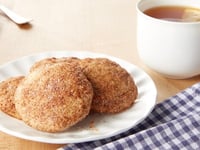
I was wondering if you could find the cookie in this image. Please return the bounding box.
[0,76,24,119]
[15,61,93,132]
[80,58,138,113]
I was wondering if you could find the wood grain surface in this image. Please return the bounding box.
[0,0,199,149]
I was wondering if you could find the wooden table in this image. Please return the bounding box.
[0,0,199,149]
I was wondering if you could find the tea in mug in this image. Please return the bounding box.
[144,6,200,22]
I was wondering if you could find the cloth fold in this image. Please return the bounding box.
[59,82,200,150]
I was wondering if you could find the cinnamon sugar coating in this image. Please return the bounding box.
[0,76,24,119]
[15,61,93,132]
[79,58,138,113]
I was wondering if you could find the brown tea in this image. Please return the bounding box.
[144,6,200,22]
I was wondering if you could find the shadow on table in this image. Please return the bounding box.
[18,23,33,30]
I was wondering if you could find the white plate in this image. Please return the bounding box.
[0,51,157,144]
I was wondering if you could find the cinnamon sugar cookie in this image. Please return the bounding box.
[0,76,24,119]
[80,58,138,113]
[15,61,93,132]
[29,57,79,72]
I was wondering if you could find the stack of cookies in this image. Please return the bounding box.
[0,57,138,133]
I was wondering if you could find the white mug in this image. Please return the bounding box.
[136,0,200,79]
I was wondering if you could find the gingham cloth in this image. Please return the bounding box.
[59,82,200,150]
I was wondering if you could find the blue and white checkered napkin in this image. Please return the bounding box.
[60,82,200,150]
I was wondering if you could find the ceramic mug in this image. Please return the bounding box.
[136,0,200,79]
